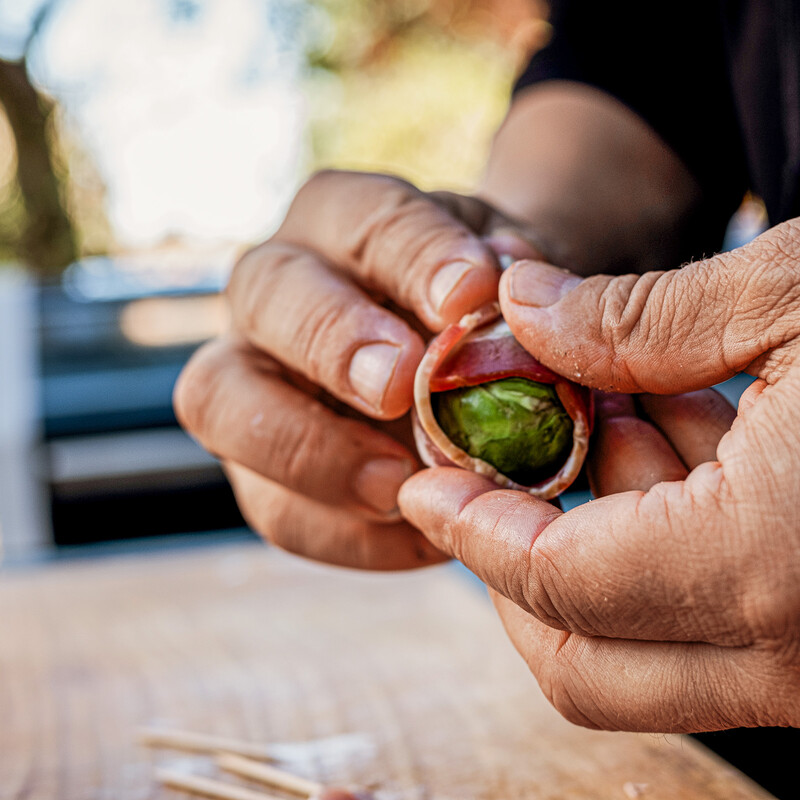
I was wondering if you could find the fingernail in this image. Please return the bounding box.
[508,262,582,307]
[348,342,401,409]
[354,457,415,514]
[429,260,475,314]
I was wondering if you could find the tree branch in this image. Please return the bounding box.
[0,55,77,271]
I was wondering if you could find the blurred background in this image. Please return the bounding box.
[0,0,552,562]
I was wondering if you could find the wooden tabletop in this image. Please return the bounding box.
[0,541,774,799]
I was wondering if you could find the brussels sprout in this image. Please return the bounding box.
[433,377,573,486]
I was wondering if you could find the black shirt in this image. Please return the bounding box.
[516,1,800,239]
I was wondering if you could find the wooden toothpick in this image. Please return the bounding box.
[139,727,276,761]
[144,727,374,800]
[155,769,285,800]
[217,753,324,797]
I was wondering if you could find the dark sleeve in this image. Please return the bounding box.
[516,0,749,253]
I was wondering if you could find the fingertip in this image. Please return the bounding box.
[737,377,767,415]
[432,260,500,327]
[397,466,452,514]
[378,332,427,419]
[402,469,563,600]
[347,328,426,420]
[588,411,688,496]
[499,264,624,390]
[399,467,561,552]
[398,467,497,529]
[498,260,578,363]
[638,390,737,469]
[400,465,498,496]
[500,259,583,310]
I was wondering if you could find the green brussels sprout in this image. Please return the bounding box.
[433,377,573,486]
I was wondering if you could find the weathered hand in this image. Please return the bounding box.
[174,170,540,570]
[400,219,800,731]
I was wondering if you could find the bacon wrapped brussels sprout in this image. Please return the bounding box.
[413,303,592,500]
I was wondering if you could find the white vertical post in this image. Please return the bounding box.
[0,267,50,563]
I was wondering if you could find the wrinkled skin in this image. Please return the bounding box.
[174,170,546,570]
[400,220,800,733]
[174,83,698,576]
[175,83,798,734]
[174,81,701,573]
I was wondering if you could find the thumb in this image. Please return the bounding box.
[499,221,800,393]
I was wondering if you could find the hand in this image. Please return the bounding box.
[400,219,800,732]
[174,170,542,570]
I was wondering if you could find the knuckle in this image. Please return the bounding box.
[227,242,265,302]
[596,273,648,345]
[230,241,376,392]
[507,554,536,613]
[593,273,658,389]
[290,168,343,211]
[527,535,611,638]
[735,227,800,342]
[523,540,582,632]
[742,576,800,643]
[450,490,525,582]
[228,241,262,285]
[352,183,426,266]
[292,293,350,381]
[277,405,334,493]
[548,684,604,730]
[396,222,473,300]
[352,183,471,291]
[228,243,299,335]
[536,642,606,730]
[439,508,468,565]
[592,263,731,388]
[625,271,689,353]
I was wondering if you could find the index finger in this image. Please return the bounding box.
[274,171,502,329]
[398,465,752,647]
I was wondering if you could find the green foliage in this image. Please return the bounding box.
[303,1,522,191]
[0,106,26,264]
[0,69,111,271]
[434,377,574,485]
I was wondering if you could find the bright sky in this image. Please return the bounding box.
[15,0,312,247]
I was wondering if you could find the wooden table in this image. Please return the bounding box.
[0,541,774,799]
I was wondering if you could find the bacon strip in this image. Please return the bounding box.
[413,302,592,499]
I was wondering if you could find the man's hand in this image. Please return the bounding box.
[174,170,541,570]
[174,82,707,572]
[399,219,800,732]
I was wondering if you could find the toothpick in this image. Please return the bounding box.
[139,727,276,761]
[217,753,324,797]
[155,769,286,800]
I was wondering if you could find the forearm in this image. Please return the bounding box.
[480,81,705,275]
